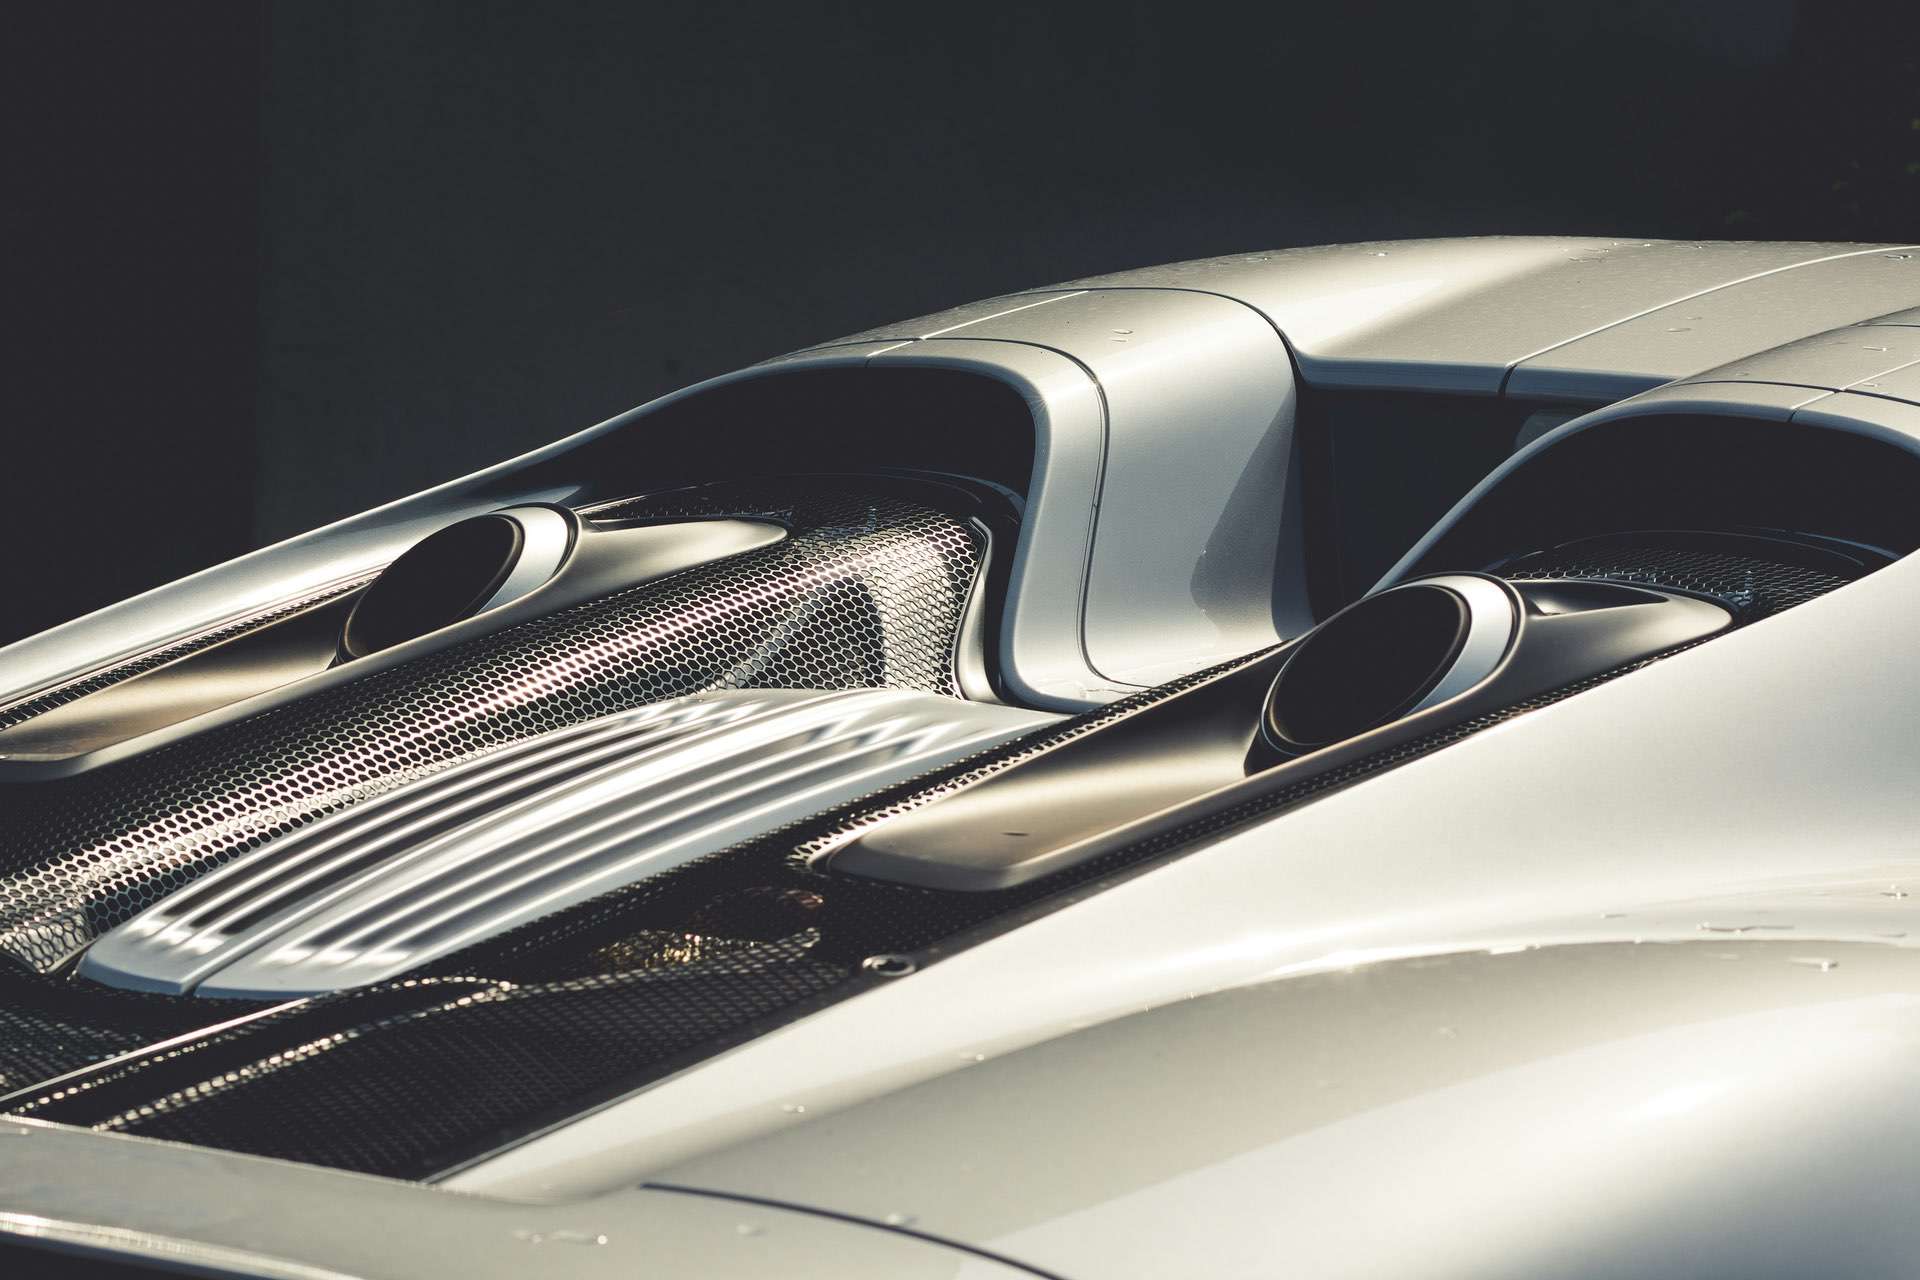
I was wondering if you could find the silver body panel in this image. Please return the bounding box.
[876,289,1306,687]
[1055,237,1900,393]
[0,1120,1045,1278]
[1508,247,1920,401]
[651,937,1920,1280]
[16,238,1920,1276]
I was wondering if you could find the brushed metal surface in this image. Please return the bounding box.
[80,688,1056,999]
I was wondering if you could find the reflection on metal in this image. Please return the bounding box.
[648,938,1920,1280]
[1403,574,1518,713]
[80,688,1056,999]
[482,506,575,612]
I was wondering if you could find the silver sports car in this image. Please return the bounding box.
[6,237,1920,1278]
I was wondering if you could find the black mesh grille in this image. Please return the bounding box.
[1497,537,1852,620]
[0,965,252,1095]
[0,533,1868,1179]
[52,939,846,1174]
[0,485,982,973]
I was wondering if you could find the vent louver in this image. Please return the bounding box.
[80,688,1054,998]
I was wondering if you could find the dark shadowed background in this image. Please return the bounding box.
[5,0,1917,646]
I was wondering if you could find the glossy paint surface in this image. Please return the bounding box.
[656,939,1920,1280]
[0,1120,1049,1278]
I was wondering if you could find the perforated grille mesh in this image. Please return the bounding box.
[1498,538,1851,620]
[31,939,846,1174]
[0,485,982,974]
[0,967,244,1094]
[0,533,1868,1178]
[0,576,376,732]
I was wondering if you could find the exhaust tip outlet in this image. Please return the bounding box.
[1264,575,1516,753]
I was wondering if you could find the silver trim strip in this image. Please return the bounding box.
[480,505,574,614]
[1406,573,1520,713]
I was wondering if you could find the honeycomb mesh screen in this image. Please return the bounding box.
[0,577,377,732]
[0,534,1866,1176]
[0,484,983,975]
[1497,536,1852,620]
